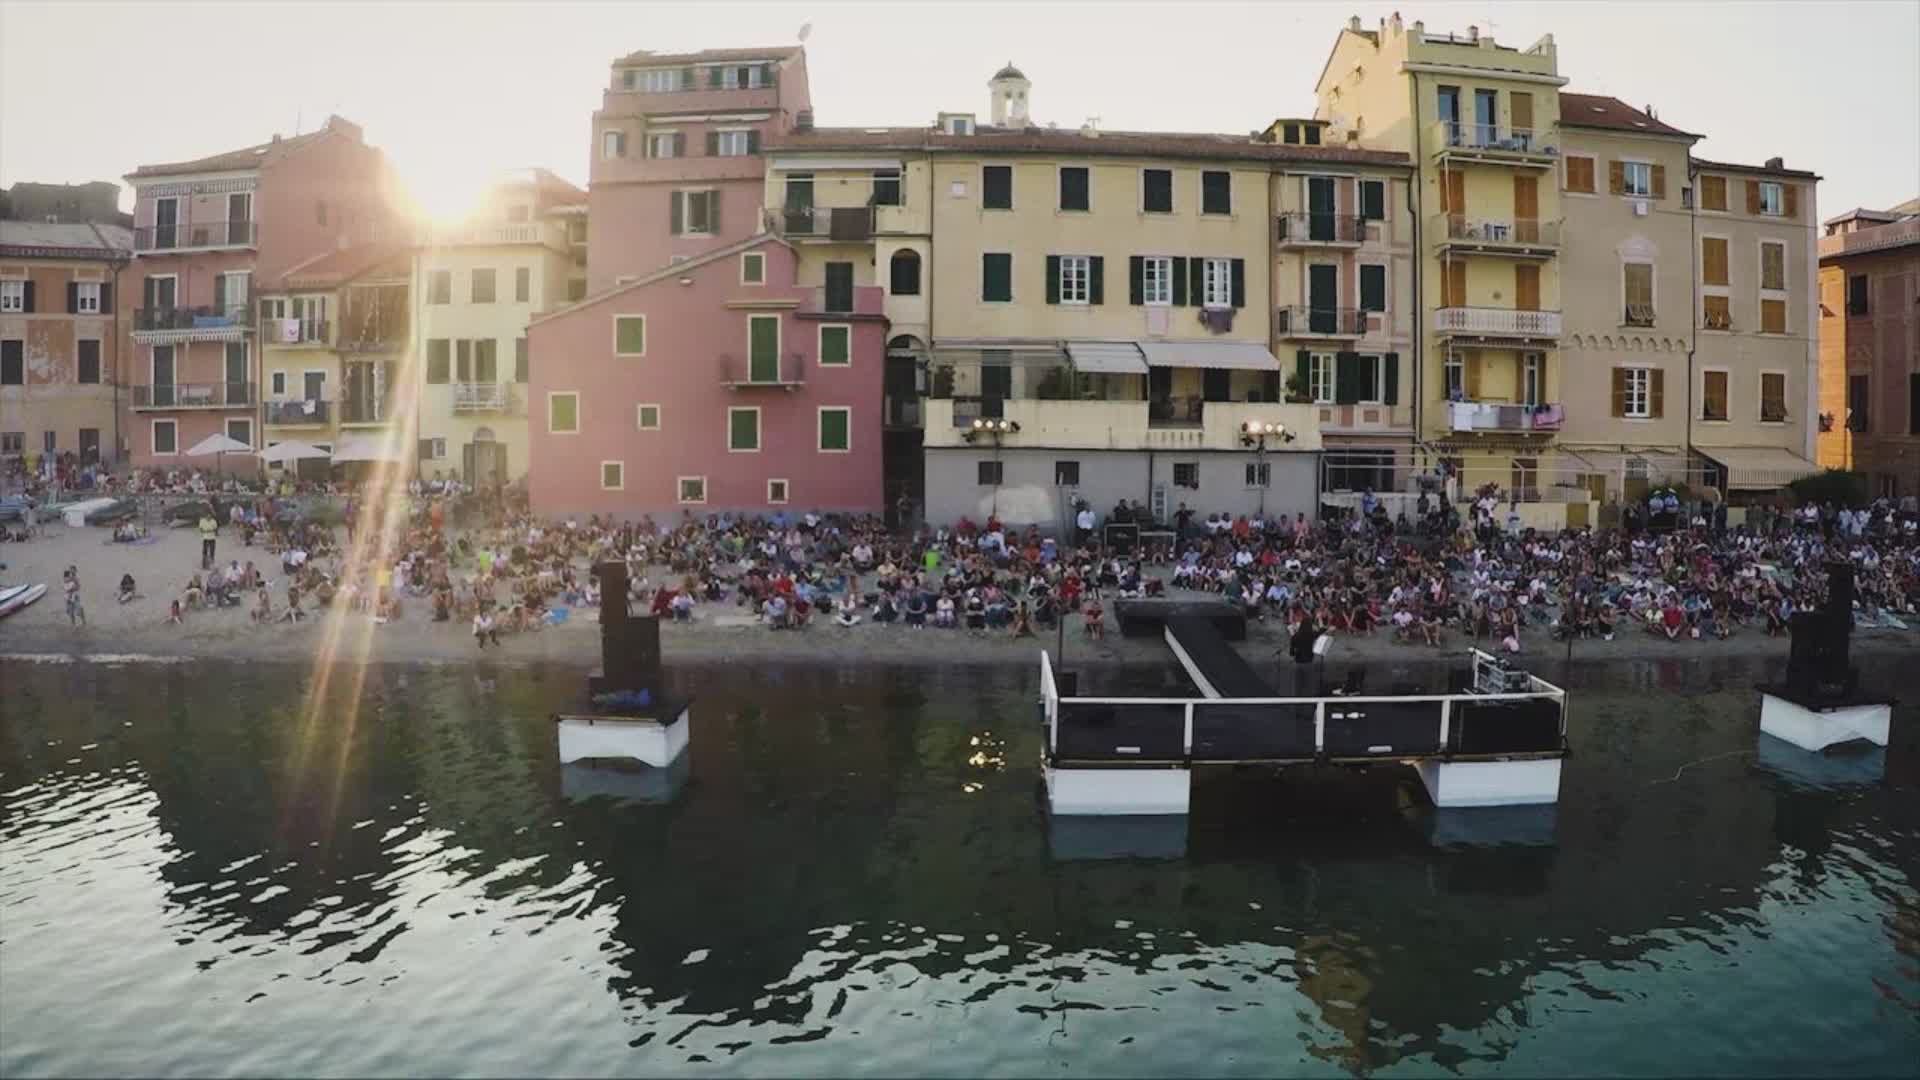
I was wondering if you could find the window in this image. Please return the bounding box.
[1059,255,1091,304]
[1761,372,1788,422]
[1909,373,1919,435]
[1624,262,1655,326]
[1358,264,1386,313]
[636,67,686,92]
[712,130,753,157]
[515,266,531,303]
[1201,257,1233,309]
[0,280,23,312]
[678,477,707,504]
[567,279,586,301]
[592,461,622,491]
[818,407,851,452]
[1142,169,1173,213]
[471,268,496,303]
[767,479,790,504]
[1444,354,1464,399]
[0,432,19,454]
[428,270,451,304]
[1702,370,1729,421]
[514,338,529,383]
[1703,294,1732,331]
[1760,242,1786,292]
[1700,175,1727,211]
[470,338,498,383]
[872,169,901,207]
[1564,156,1596,194]
[741,252,766,285]
[1359,179,1386,220]
[426,339,450,383]
[270,370,287,396]
[1622,161,1652,197]
[1200,170,1231,215]
[1849,374,1870,432]
[1059,167,1089,211]
[75,282,101,314]
[815,324,852,368]
[602,130,627,159]
[420,437,447,460]
[748,314,780,382]
[982,166,1012,210]
[671,189,718,235]
[889,249,921,295]
[548,392,580,433]
[225,418,252,448]
[146,417,179,455]
[1847,274,1870,316]
[1759,182,1784,216]
[982,253,1012,302]
[977,460,1003,486]
[77,340,101,384]
[1621,367,1653,419]
[1310,352,1335,403]
[1142,256,1172,305]
[1522,353,1544,407]
[646,132,682,159]
[1244,462,1271,488]
[1053,460,1080,486]
[0,340,20,384]
[945,116,973,135]
[637,403,661,431]
[614,315,646,356]
[1761,299,1786,334]
[1172,462,1199,489]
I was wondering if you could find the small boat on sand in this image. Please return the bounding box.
[0,582,48,619]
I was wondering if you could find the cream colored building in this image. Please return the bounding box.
[414,170,584,486]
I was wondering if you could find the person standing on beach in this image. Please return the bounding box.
[63,566,85,627]
[198,509,218,570]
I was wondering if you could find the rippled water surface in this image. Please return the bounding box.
[2,654,1917,1077]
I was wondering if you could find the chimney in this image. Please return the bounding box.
[1348,15,1362,30]
[1765,156,1784,170]
[1468,24,1480,41]
[1644,104,1657,119]
[794,108,814,133]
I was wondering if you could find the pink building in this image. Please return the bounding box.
[587,46,811,290]
[527,235,885,516]
[123,116,402,467]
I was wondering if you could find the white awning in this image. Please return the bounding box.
[1138,340,1282,371]
[1065,340,1147,375]
[1699,446,1820,490]
[331,436,407,464]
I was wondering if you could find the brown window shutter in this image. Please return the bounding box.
[1702,238,1728,287]
[1511,92,1534,134]
[1746,180,1762,215]
[1651,368,1665,418]
[1783,184,1799,219]
[1466,350,1483,398]
[1571,157,1595,194]
[1650,164,1666,200]
[1611,369,1627,417]
[1514,264,1540,310]
[1445,261,1466,307]
[1609,160,1625,195]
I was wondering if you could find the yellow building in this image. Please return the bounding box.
[1316,14,1567,496]
[414,169,584,486]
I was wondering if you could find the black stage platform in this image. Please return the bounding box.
[1115,598,1247,640]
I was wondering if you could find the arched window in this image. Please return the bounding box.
[889,249,922,296]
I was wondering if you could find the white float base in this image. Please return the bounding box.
[1045,767,1191,816]
[557,706,690,767]
[1417,758,1563,808]
[1759,694,1890,752]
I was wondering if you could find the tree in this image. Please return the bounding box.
[1787,469,1867,507]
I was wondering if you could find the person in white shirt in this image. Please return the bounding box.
[1075,505,1096,548]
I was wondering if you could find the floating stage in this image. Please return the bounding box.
[1040,614,1568,817]
[1755,561,1895,756]
[553,560,691,782]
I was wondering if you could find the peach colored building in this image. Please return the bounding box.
[0,221,133,465]
[1817,201,1920,499]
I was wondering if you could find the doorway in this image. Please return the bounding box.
[824,262,854,314]
[1307,176,1336,241]
[1308,264,1339,334]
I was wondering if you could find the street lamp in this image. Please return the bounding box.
[1240,420,1296,518]
[962,417,1021,516]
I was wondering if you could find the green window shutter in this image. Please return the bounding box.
[1383,352,1399,405]
[705,131,719,156]
[1230,258,1246,308]
[820,409,849,450]
[456,339,472,381]
[99,282,112,314]
[1171,257,1188,306]
[1088,256,1104,305]
[515,338,529,383]
[982,253,1010,301]
[1294,350,1310,393]
[1335,352,1360,404]
[550,395,577,432]
[1359,265,1386,312]
[1128,257,1144,305]
[749,317,779,381]
[730,409,759,450]
[67,282,79,314]
[670,193,683,235]
[616,316,645,354]
[1188,258,1204,307]
[707,191,721,234]
[709,66,723,88]
[427,340,450,384]
[746,131,761,155]
[1044,255,1060,305]
[821,326,849,365]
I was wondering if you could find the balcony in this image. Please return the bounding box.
[1447,400,1564,435]
[1433,306,1562,341]
[771,206,873,242]
[798,284,887,320]
[132,381,254,410]
[266,399,332,426]
[719,353,805,391]
[133,305,253,343]
[1430,122,1557,167]
[451,382,520,414]
[134,220,257,252]
[339,396,397,425]
[922,397,1320,453]
[1432,215,1560,257]
[605,69,780,118]
[1276,212,1367,246]
[262,318,331,346]
[1275,305,1368,339]
[418,220,568,252]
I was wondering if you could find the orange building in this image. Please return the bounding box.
[1815,200,1920,499]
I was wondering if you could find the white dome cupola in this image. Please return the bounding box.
[989,62,1030,129]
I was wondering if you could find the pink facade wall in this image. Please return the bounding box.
[587,179,769,290]
[255,126,403,285]
[528,239,884,517]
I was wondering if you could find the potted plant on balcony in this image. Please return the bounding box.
[931,364,955,399]
[1284,373,1312,404]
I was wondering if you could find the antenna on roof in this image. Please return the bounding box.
[797,22,812,42]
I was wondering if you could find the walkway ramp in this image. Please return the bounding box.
[1164,615,1270,699]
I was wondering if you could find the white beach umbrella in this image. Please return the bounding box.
[257,440,332,464]
[185,433,253,457]
[331,435,407,464]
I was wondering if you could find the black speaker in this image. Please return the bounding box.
[599,617,661,689]
[593,561,629,624]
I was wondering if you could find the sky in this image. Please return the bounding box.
[2,0,1915,220]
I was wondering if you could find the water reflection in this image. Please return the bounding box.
[1,655,1916,1076]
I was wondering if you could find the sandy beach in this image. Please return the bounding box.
[3,519,1916,668]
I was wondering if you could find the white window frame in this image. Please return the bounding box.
[727,406,762,453]
[1359,177,1389,219]
[674,190,716,236]
[1758,182,1784,216]
[1310,352,1336,404]
[1521,352,1544,407]
[1623,366,1652,419]
[1621,259,1657,327]
[1444,353,1465,400]
[1757,239,1788,294]
[677,476,707,504]
[600,461,625,491]
[1244,461,1271,488]
[636,403,661,431]
[146,273,178,309]
[1142,256,1172,306]
[817,406,852,453]
[1058,255,1091,305]
[1701,366,1732,422]
[1621,160,1653,198]
[1358,261,1389,315]
[1356,353,1387,405]
[0,280,22,312]
[636,68,680,93]
[151,418,178,456]
[548,391,581,435]
[817,323,852,367]
[741,252,765,285]
[601,130,626,160]
[946,116,973,136]
[1759,368,1790,423]
[270,370,287,397]
[75,281,102,314]
[613,314,646,357]
[767,478,790,504]
[713,129,753,157]
[425,437,447,459]
[225,418,252,448]
[1202,257,1233,310]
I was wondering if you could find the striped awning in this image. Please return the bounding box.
[1697,446,1820,490]
[1138,340,1282,371]
[1065,340,1147,375]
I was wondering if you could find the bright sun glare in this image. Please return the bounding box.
[401,159,490,224]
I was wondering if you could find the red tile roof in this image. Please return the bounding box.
[770,125,1409,167]
[1558,93,1699,139]
[275,246,410,290]
[127,130,324,179]
[615,46,801,67]
[1690,157,1821,181]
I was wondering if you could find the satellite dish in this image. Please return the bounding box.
[797,22,812,42]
